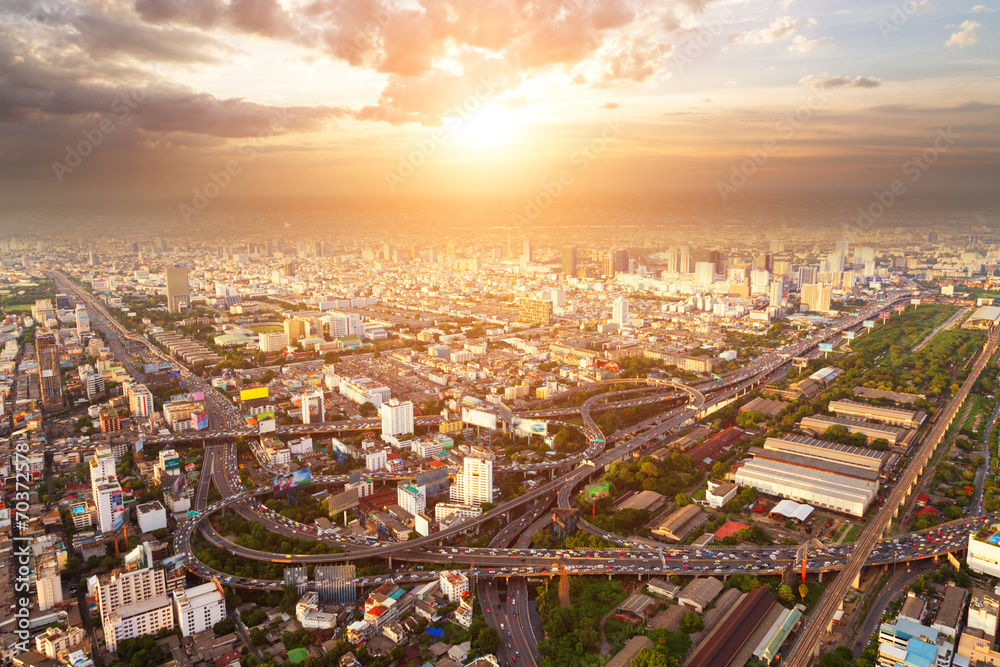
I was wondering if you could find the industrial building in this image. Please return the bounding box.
[684,587,785,667]
[652,504,706,543]
[733,436,881,517]
[828,399,926,428]
[799,414,917,448]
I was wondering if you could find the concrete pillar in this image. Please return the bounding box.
[388,556,392,570]
[852,570,861,589]
[818,571,823,583]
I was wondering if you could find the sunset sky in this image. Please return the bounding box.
[0,0,997,208]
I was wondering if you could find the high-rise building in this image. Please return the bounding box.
[665,247,679,273]
[612,297,630,327]
[173,581,226,637]
[380,398,414,439]
[613,249,630,273]
[75,304,90,334]
[769,280,784,307]
[35,332,63,411]
[259,331,289,353]
[165,266,190,314]
[695,261,715,285]
[753,253,773,273]
[602,255,616,278]
[283,318,305,344]
[450,448,494,506]
[518,298,553,326]
[97,562,170,652]
[37,566,63,611]
[801,283,832,312]
[397,483,427,516]
[708,250,725,272]
[522,240,532,264]
[562,246,577,277]
[104,596,174,651]
[679,246,692,274]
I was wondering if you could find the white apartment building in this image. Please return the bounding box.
[105,595,175,651]
[37,566,63,611]
[128,384,154,417]
[259,331,289,353]
[397,483,427,516]
[136,501,167,533]
[97,566,167,623]
[296,591,337,630]
[968,532,1000,578]
[173,581,226,637]
[325,312,364,337]
[412,439,443,458]
[450,448,494,506]
[434,502,482,523]
[366,449,388,472]
[339,377,391,407]
[35,626,85,659]
[75,305,90,334]
[439,571,469,603]
[381,398,414,439]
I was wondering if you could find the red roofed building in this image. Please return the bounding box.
[715,520,750,540]
[916,493,930,507]
[687,427,747,469]
[919,506,938,516]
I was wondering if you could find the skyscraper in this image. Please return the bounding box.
[75,304,90,335]
[613,249,629,273]
[612,297,630,326]
[602,255,616,278]
[695,262,715,286]
[679,246,692,274]
[769,280,784,307]
[164,266,190,314]
[36,332,63,411]
[562,246,577,277]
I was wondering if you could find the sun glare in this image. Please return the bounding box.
[452,107,517,151]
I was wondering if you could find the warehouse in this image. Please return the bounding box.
[761,435,887,473]
[828,399,926,428]
[799,414,916,448]
[748,447,881,484]
[733,456,877,517]
[652,504,707,543]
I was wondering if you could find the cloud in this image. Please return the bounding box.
[728,16,799,44]
[799,73,883,89]
[971,4,992,12]
[946,19,981,46]
[602,102,620,109]
[788,34,830,52]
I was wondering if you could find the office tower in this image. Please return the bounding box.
[522,240,532,264]
[164,266,190,314]
[397,483,427,516]
[728,267,750,298]
[695,262,715,286]
[612,297,630,326]
[769,240,785,252]
[173,582,226,637]
[325,311,363,337]
[679,246,692,273]
[75,304,90,334]
[37,567,63,611]
[381,399,414,439]
[283,317,304,344]
[602,255,616,278]
[708,250,725,272]
[450,448,494,506]
[283,262,296,276]
[928,232,938,244]
[797,265,818,287]
[769,280,784,307]
[562,246,577,277]
[826,251,846,273]
[751,270,770,295]
[518,298,553,326]
[753,253,773,273]
[55,293,72,310]
[35,332,63,411]
[88,249,99,266]
[613,249,630,273]
[836,240,849,252]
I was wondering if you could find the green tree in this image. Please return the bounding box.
[476,626,499,655]
[679,612,703,634]
[631,648,671,667]
[675,493,691,507]
[213,619,236,636]
[778,585,794,602]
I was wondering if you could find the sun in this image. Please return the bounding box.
[451,106,518,150]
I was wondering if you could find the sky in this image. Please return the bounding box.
[0,0,997,213]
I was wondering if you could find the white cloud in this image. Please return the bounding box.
[946,19,981,46]
[789,34,831,51]
[728,16,799,44]
[799,73,883,89]
[971,4,992,12]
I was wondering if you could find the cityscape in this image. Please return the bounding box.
[2,1,1000,667]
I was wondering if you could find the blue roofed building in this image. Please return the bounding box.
[878,617,955,667]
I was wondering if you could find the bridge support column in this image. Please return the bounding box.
[818,571,823,583]
[388,556,392,570]
[852,570,861,590]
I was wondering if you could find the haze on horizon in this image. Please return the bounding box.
[0,0,998,213]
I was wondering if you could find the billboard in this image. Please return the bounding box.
[144,363,159,374]
[187,391,205,401]
[273,469,312,491]
[497,402,513,425]
[240,386,269,401]
[462,407,498,430]
[863,320,876,327]
[159,362,173,370]
[585,483,610,502]
[256,410,275,421]
[512,417,547,436]
[194,411,209,430]
[844,331,857,339]
[328,488,359,514]
[259,419,276,435]
[818,343,834,352]
[167,370,181,378]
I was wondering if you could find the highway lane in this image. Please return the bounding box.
[784,329,1000,667]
